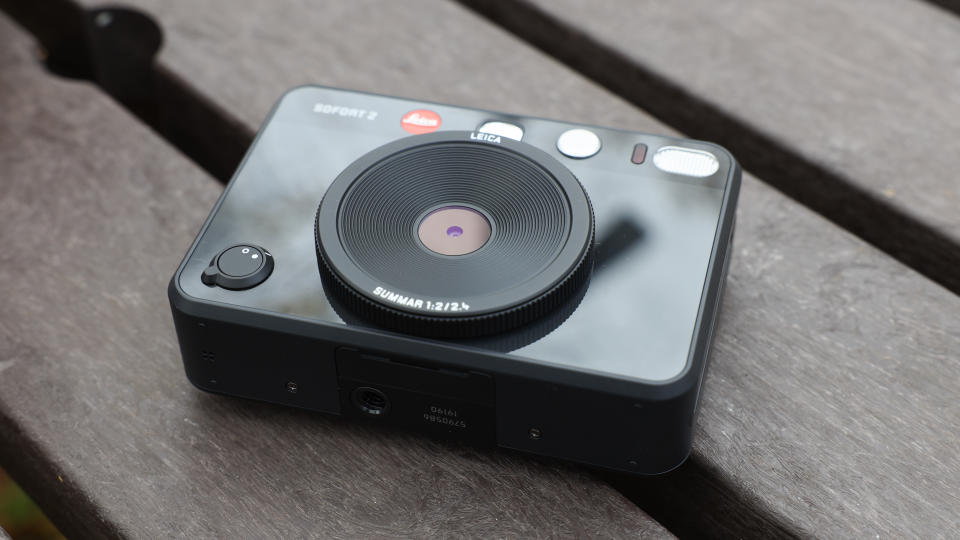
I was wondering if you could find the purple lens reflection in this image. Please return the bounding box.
[418,206,491,256]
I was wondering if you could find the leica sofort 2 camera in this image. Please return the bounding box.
[169,86,740,475]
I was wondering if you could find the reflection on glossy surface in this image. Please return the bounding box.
[180,88,729,383]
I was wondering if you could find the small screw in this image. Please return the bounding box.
[528,427,542,440]
[286,381,298,394]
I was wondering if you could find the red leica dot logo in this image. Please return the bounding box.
[401,109,442,134]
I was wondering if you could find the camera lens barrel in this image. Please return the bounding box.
[315,131,594,338]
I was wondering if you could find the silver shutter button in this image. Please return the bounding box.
[652,146,720,177]
[556,128,601,158]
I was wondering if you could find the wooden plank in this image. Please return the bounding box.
[0,14,670,539]
[89,0,960,536]
[463,0,960,295]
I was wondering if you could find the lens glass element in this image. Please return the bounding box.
[418,206,491,256]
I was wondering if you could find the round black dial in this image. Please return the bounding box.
[201,244,274,290]
[315,131,594,338]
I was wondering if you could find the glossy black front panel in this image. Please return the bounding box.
[178,87,733,384]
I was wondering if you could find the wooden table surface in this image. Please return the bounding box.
[1,0,959,538]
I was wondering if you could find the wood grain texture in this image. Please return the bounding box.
[0,14,670,539]
[516,0,960,230]
[463,0,960,294]
[86,0,960,536]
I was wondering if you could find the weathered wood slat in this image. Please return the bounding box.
[88,0,960,536]
[0,13,671,538]
[463,0,960,295]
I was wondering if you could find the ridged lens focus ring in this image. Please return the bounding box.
[315,131,593,338]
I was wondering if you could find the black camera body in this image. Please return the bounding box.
[169,86,740,475]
